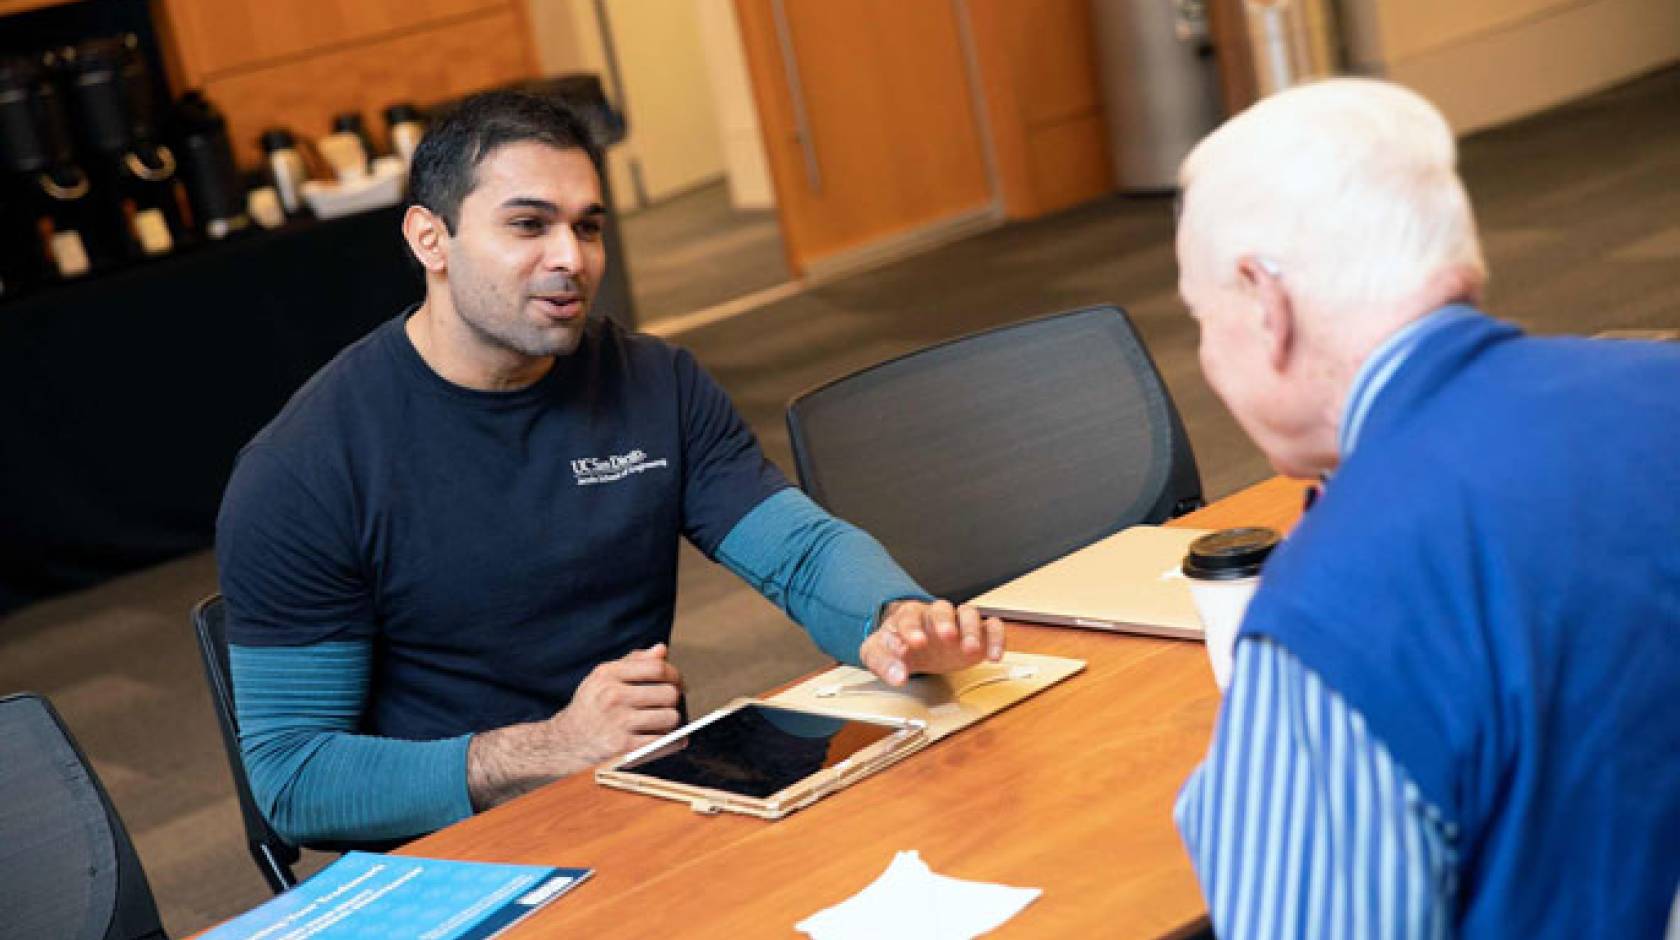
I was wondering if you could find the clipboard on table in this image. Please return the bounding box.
[766,651,1085,743]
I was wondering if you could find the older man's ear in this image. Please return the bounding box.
[1238,254,1295,373]
[1429,263,1486,310]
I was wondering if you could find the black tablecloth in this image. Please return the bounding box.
[1,206,420,613]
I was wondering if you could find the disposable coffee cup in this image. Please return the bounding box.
[1182,527,1280,690]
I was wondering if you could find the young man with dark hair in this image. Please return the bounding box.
[216,91,1005,844]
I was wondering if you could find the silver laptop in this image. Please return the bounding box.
[968,525,1211,640]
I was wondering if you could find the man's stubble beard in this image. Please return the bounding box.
[449,264,586,360]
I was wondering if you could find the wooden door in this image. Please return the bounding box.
[1208,0,1260,115]
[734,0,996,277]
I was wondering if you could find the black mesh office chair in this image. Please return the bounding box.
[786,305,1203,602]
[0,692,168,940]
[192,594,404,895]
[192,594,299,894]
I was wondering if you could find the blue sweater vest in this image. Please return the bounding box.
[1240,311,1680,937]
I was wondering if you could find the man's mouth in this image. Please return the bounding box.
[532,294,584,319]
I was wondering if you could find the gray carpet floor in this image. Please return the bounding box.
[2,64,1676,936]
[620,178,790,326]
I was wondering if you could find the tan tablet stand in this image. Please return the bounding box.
[596,652,1084,821]
[767,651,1085,743]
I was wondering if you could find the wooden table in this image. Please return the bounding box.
[397,476,1307,937]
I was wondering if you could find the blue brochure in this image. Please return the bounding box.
[202,851,592,939]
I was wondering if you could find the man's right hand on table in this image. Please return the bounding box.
[551,644,684,764]
[467,644,683,810]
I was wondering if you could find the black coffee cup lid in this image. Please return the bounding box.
[331,112,365,132]
[259,128,295,151]
[1183,527,1280,580]
[384,103,421,125]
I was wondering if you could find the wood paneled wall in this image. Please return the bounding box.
[965,0,1114,219]
[0,0,77,16]
[152,0,538,167]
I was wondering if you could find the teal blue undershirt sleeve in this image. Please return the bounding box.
[229,640,474,845]
[715,488,933,666]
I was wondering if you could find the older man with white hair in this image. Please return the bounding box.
[1170,78,1680,938]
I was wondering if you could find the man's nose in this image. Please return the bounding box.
[545,226,582,273]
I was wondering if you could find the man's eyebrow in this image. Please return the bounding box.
[499,197,559,213]
[498,198,607,218]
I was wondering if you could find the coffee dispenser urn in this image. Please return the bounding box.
[63,35,185,258]
[0,52,114,281]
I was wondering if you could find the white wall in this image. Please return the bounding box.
[1340,0,1680,133]
[696,0,775,209]
[526,0,728,209]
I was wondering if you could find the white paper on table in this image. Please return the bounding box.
[795,850,1042,940]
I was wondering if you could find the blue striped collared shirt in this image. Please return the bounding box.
[1176,639,1458,938]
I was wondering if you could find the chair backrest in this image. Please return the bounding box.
[191,594,299,894]
[0,692,167,940]
[786,305,1203,602]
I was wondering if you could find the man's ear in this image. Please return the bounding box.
[1238,254,1294,372]
[402,205,449,273]
[1426,263,1485,309]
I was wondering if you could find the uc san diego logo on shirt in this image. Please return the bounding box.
[570,449,669,486]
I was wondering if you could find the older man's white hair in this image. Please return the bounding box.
[1178,78,1486,321]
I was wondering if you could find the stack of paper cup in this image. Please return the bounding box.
[1182,527,1281,690]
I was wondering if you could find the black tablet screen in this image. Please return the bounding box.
[618,703,902,799]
